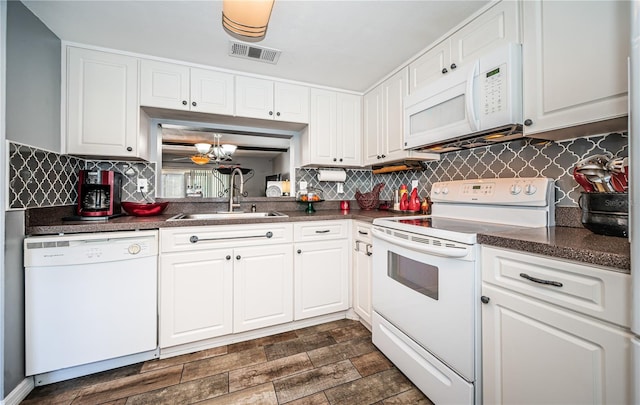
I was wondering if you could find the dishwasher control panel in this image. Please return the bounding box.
[24,230,158,267]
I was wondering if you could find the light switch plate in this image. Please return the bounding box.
[411,179,419,189]
[299,180,307,191]
[337,183,344,194]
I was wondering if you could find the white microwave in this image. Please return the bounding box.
[403,43,523,149]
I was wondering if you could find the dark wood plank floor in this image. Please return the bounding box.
[21,319,434,404]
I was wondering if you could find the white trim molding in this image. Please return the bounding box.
[2,377,34,405]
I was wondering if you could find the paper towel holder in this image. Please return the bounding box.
[317,169,347,182]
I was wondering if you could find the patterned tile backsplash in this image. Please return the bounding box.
[8,132,627,209]
[297,132,628,207]
[8,142,155,209]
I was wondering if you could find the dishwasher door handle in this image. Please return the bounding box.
[190,231,274,243]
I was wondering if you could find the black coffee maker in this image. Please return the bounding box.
[77,170,123,217]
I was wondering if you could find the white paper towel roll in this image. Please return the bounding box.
[317,169,347,182]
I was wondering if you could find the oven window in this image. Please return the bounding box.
[388,252,439,300]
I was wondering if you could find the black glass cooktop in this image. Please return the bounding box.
[396,216,528,235]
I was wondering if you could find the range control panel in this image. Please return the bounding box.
[431,177,553,206]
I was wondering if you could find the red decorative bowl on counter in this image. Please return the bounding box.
[121,201,169,217]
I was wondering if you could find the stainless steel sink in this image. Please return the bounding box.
[167,211,288,221]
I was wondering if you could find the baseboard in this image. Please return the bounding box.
[2,377,35,405]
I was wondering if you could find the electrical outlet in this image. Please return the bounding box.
[411,179,419,190]
[299,180,307,191]
[137,178,148,193]
[337,183,344,194]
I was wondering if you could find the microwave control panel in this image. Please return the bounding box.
[476,42,522,127]
[482,63,508,117]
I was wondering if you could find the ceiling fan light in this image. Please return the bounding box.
[195,143,212,154]
[222,0,274,40]
[190,155,210,165]
[221,144,237,155]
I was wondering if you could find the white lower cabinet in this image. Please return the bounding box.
[159,249,233,348]
[159,224,293,348]
[293,221,350,320]
[233,244,293,333]
[481,246,632,404]
[352,221,373,326]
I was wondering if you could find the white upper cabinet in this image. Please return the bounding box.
[235,76,309,123]
[364,68,410,166]
[522,0,629,139]
[302,89,361,167]
[409,0,519,94]
[66,47,144,158]
[140,60,234,115]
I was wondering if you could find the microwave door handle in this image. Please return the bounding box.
[465,61,480,132]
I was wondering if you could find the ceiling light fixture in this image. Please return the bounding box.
[222,0,275,42]
[190,135,236,165]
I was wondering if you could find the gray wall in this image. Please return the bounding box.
[3,212,24,395]
[6,0,60,152]
[5,0,61,396]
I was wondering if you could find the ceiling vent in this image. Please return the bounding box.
[228,41,281,64]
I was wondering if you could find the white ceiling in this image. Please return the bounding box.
[22,0,489,92]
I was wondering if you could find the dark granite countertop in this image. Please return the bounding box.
[24,205,407,236]
[477,227,630,273]
[25,202,630,272]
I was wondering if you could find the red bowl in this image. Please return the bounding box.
[121,201,169,217]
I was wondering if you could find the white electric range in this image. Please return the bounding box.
[371,177,554,405]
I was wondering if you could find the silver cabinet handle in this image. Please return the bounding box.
[189,231,273,243]
[365,244,373,256]
[519,273,563,288]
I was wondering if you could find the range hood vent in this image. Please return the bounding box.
[228,41,281,64]
[415,124,524,153]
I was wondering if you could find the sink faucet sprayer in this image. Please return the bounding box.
[229,168,244,212]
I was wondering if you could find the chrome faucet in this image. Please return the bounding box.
[229,168,244,212]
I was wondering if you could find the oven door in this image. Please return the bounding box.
[372,227,478,382]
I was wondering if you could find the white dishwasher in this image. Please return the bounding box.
[25,230,159,383]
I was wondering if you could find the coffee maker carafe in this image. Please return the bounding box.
[77,170,123,217]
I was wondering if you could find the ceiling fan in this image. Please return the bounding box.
[190,134,237,165]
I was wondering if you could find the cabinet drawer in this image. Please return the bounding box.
[161,223,293,253]
[353,221,373,243]
[482,246,631,328]
[294,220,349,241]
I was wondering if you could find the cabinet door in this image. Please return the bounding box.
[233,244,293,333]
[235,76,275,120]
[140,59,190,111]
[274,82,309,123]
[294,239,349,320]
[451,0,519,71]
[336,93,362,166]
[522,0,629,137]
[382,68,409,162]
[482,284,632,405]
[409,40,450,94]
[66,47,140,157]
[190,68,234,115]
[308,88,337,165]
[353,241,372,326]
[363,86,382,166]
[159,249,233,348]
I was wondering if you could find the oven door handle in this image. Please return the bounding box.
[372,228,469,258]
